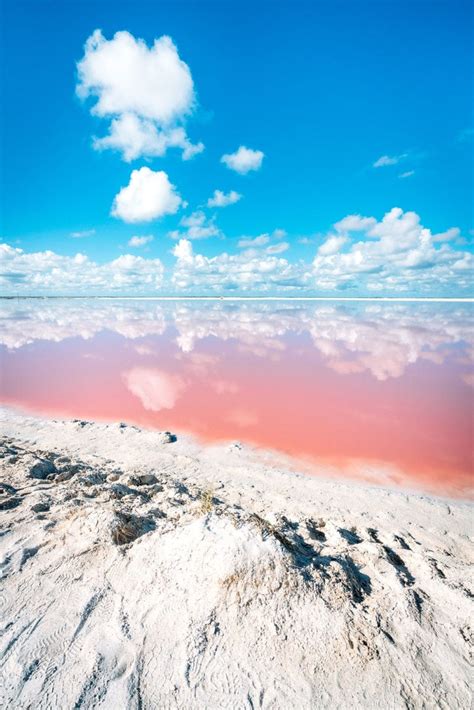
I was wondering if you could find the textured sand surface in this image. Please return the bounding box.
[0,409,472,709]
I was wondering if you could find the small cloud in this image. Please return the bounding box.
[237,229,285,249]
[207,189,242,208]
[432,227,460,243]
[266,242,289,255]
[169,210,220,240]
[71,229,96,238]
[373,153,407,168]
[128,235,154,247]
[399,170,415,179]
[238,234,269,248]
[111,167,182,223]
[334,215,377,233]
[318,235,348,256]
[221,145,264,174]
[172,238,194,262]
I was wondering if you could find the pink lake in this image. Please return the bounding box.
[0,299,472,498]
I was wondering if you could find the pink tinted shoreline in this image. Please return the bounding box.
[2,402,471,502]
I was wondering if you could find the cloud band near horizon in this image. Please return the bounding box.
[1,208,471,296]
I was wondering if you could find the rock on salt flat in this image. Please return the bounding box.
[0,409,472,709]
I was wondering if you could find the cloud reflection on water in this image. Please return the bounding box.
[1,299,472,382]
[0,299,472,497]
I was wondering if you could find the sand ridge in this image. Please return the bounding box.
[0,410,473,709]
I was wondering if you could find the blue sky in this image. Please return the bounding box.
[1,0,472,295]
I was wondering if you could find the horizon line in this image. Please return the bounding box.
[1,296,473,303]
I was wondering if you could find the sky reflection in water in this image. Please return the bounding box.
[0,299,472,498]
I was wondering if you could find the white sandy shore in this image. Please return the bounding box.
[0,408,472,709]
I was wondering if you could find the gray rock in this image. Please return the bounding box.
[160,431,176,444]
[55,456,71,464]
[128,473,158,487]
[111,511,156,546]
[54,470,76,483]
[148,483,164,496]
[0,482,17,495]
[0,496,21,511]
[31,501,50,513]
[57,464,84,476]
[109,483,138,499]
[28,460,56,480]
[78,471,107,486]
[73,419,90,427]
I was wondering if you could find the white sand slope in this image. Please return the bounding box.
[0,409,473,709]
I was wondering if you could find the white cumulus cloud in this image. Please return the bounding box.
[112,167,182,223]
[128,235,154,247]
[168,211,220,240]
[221,146,264,174]
[76,30,203,161]
[238,229,286,249]
[318,235,348,256]
[238,235,270,248]
[172,239,194,263]
[266,242,289,255]
[432,227,460,243]
[313,207,473,292]
[207,189,242,208]
[93,115,203,162]
[0,244,164,294]
[334,215,377,233]
[1,209,470,297]
[171,239,304,292]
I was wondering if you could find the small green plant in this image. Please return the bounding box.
[200,488,214,514]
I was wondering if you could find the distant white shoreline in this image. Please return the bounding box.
[104,296,474,302]
[1,296,473,303]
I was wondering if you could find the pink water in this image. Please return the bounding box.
[1,300,472,497]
